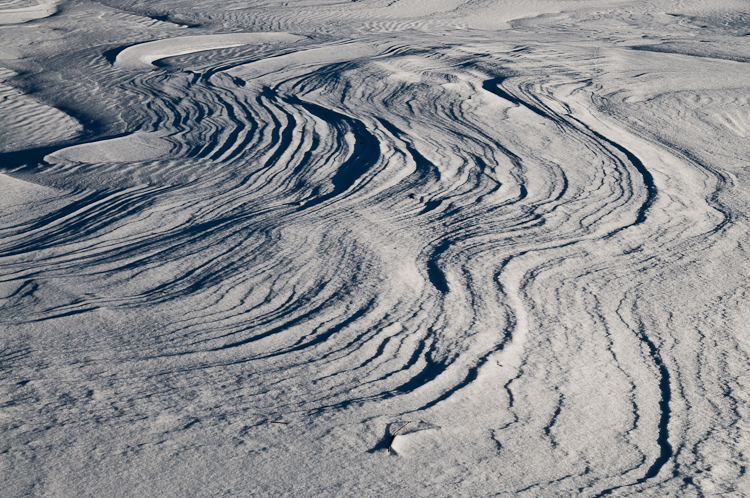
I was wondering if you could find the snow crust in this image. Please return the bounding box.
[0,0,58,25]
[2,0,750,496]
[114,33,303,69]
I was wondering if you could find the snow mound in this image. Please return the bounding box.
[114,32,303,69]
[0,0,58,25]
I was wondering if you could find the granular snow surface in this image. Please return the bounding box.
[2,0,750,496]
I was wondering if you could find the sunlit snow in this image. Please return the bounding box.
[2,0,750,496]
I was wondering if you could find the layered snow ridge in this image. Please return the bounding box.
[2,1,750,496]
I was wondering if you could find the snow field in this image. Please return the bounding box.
[2,0,750,496]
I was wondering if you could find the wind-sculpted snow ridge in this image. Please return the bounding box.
[3,1,750,496]
[0,0,58,24]
[114,33,303,69]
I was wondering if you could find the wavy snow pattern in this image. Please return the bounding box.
[3,3,750,496]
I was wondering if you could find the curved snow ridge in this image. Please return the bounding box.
[113,32,303,69]
[0,0,58,25]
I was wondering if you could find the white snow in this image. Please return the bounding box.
[2,0,750,496]
[0,0,58,25]
[46,131,174,163]
[114,32,303,69]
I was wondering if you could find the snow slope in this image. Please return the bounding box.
[0,0,58,25]
[2,0,750,496]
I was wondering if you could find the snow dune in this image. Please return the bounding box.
[0,0,57,25]
[2,0,750,496]
[114,32,303,69]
